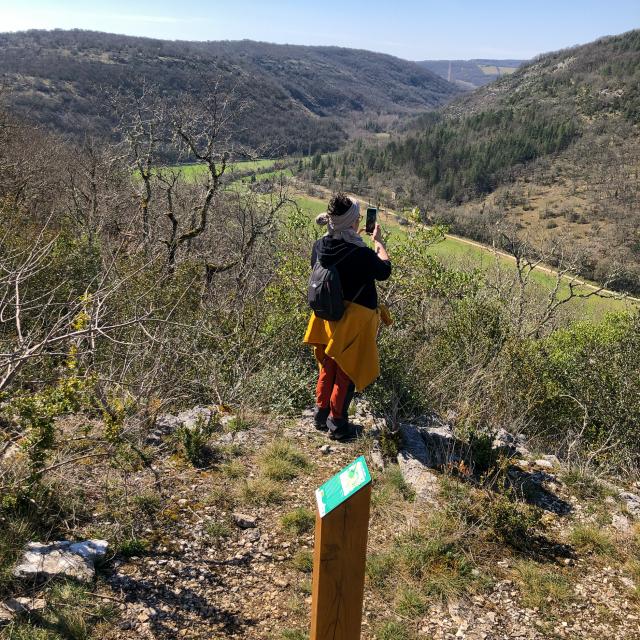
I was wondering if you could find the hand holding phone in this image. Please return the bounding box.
[365,207,377,234]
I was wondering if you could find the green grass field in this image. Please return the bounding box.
[431,236,632,317]
[291,192,632,318]
[251,168,294,182]
[291,195,327,217]
[134,158,280,182]
[173,158,279,181]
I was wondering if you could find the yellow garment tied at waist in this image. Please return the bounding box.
[303,302,390,392]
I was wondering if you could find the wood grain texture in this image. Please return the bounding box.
[310,482,372,640]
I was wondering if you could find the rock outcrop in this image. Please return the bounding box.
[394,418,573,515]
[0,597,46,625]
[148,406,219,444]
[620,491,640,518]
[397,423,440,503]
[233,513,258,529]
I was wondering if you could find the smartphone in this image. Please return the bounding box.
[365,207,377,234]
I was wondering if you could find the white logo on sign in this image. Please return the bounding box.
[339,460,365,496]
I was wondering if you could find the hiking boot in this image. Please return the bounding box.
[313,406,330,431]
[327,415,356,441]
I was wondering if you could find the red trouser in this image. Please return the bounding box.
[316,355,355,420]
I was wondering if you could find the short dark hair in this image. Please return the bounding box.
[327,192,352,216]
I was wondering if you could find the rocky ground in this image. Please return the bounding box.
[2,404,640,639]
[99,407,394,640]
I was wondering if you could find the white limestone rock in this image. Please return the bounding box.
[612,513,632,533]
[397,423,440,503]
[155,406,217,434]
[370,446,385,470]
[421,424,463,468]
[2,597,47,619]
[13,540,108,583]
[620,491,640,519]
[492,428,531,458]
[233,513,257,529]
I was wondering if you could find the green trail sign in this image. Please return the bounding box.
[315,455,371,518]
[310,454,373,639]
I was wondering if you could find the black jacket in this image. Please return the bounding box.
[311,237,391,310]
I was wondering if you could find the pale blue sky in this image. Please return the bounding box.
[1,0,638,60]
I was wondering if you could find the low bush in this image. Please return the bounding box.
[483,493,543,551]
[118,538,149,557]
[367,511,479,604]
[281,508,315,535]
[375,621,414,640]
[175,417,218,468]
[366,552,396,588]
[569,525,615,556]
[259,440,310,481]
[133,492,162,516]
[373,466,416,508]
[2,581,117,640]
[281,630,308,640]
[205,520,232,542]
[223,415,251,432]
[1,625,56,639]
[221,460,247,479]
[513,560,573,610]
[396,528,475,599]
[561,468,610,500]
[239,478,284,505]
[510,313,640,469]
[625,558,640,598]
[0,516,34,597]
[291,550,313,573]
[395,586,428,618]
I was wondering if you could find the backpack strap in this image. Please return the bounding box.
[350,283,367,304]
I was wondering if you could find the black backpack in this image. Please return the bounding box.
[308,247,358,321]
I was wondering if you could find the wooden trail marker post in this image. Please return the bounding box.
[310,455,372,640]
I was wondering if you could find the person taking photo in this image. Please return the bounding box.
[303,192,392,440]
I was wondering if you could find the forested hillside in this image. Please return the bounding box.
[0,29,460,154]
[305,30,640,291]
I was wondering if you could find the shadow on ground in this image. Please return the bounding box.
[106,550,257,638]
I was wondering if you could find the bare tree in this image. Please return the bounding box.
[0,107,67,217]
[60,136,129,246]
[0,219,155,393]
[110,79,294,278]
[491,226,625,338]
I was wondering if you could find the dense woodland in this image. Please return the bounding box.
[0,29,459,155]
[303,30,640,291]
